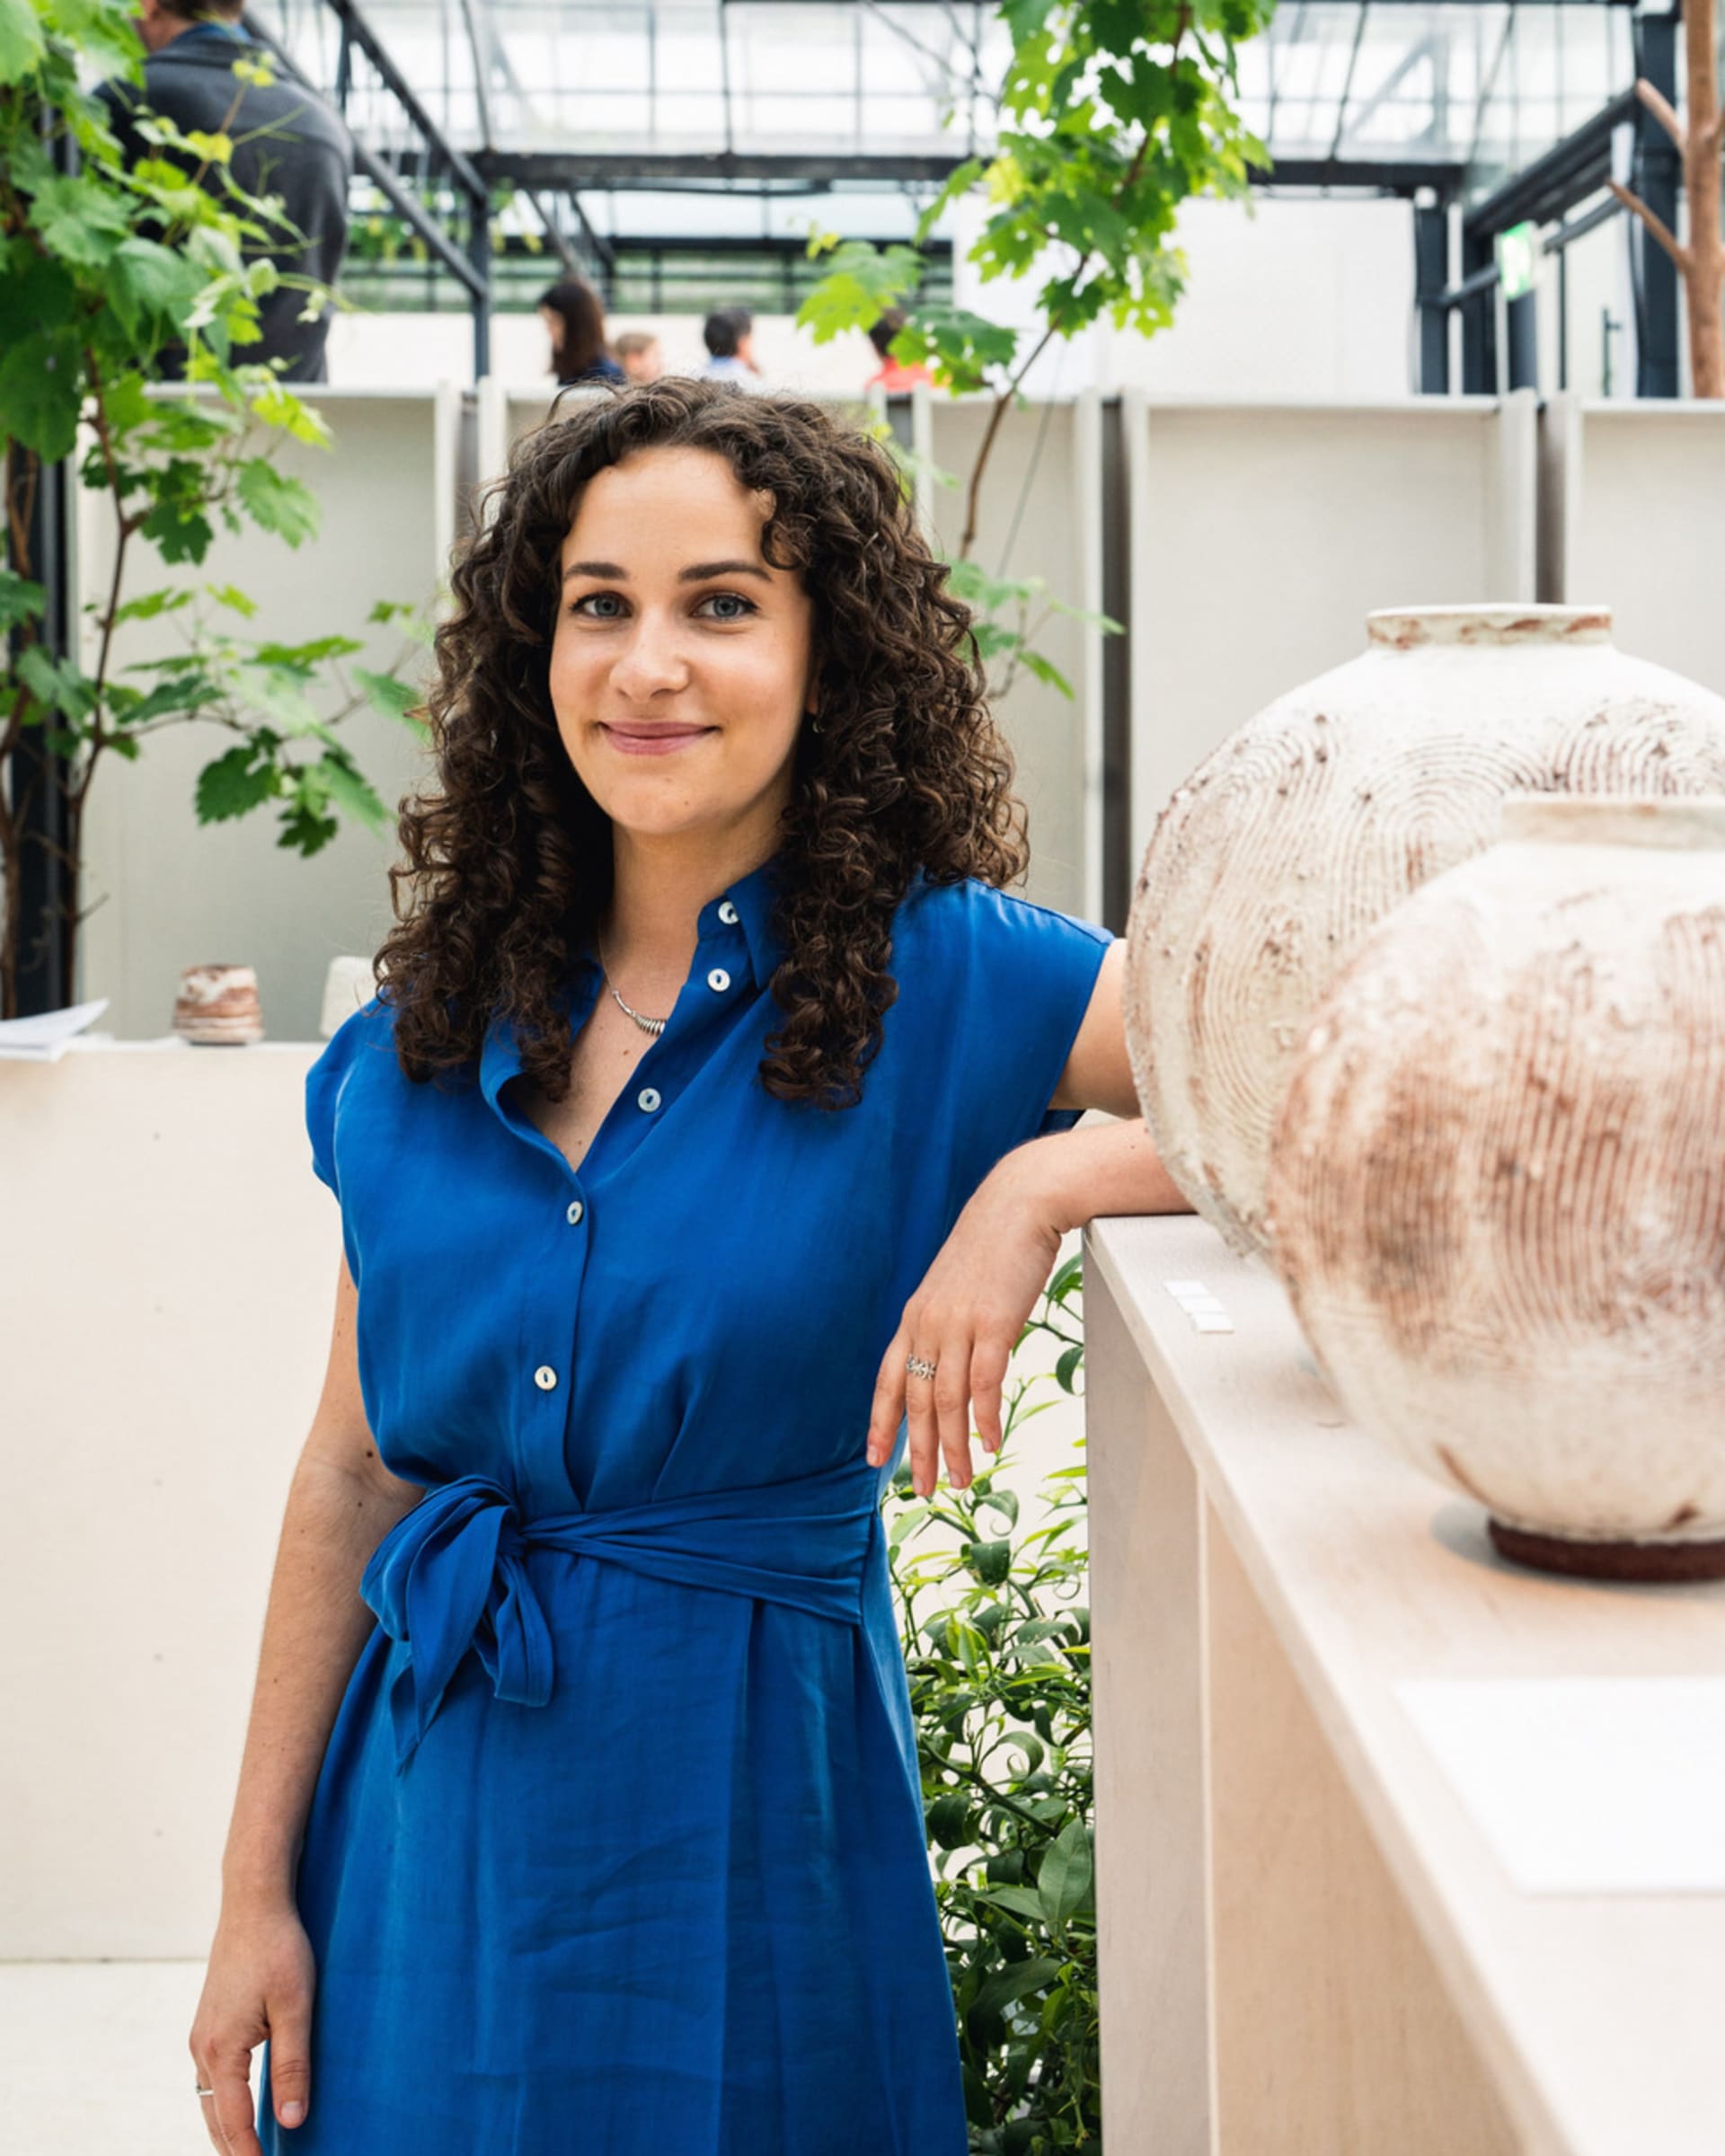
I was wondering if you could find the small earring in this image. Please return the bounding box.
[808,706,823,736]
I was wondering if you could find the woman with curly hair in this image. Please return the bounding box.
[191,377,1184,2154]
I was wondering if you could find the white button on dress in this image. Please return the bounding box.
[534,1365,558,1391]
[707,968,730,994]
[566,1199,584,1225]
[717,900,739,923]
[637,1087,661,1112]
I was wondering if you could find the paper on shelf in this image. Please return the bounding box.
[1395,1675,1725,1895]
[0,998,110,1060]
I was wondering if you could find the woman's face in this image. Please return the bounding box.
[549,446,818,846]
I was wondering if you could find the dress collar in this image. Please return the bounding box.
[710,841,788,989]
[478,844,788,1111]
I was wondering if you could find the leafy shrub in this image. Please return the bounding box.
[889,1250,1100,2152]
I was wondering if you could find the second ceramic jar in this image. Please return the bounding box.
[1264,794,1725,1582]
[1126,605,1725,1254]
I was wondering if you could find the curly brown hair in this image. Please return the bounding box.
[373,375,1033,1112]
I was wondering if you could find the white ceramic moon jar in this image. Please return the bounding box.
[1264,794,1725,1583]
[1126,605,1725,1256]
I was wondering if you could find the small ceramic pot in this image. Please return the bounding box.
[172,964,262,1045]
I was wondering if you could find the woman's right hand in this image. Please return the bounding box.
[189,1895,317,2152]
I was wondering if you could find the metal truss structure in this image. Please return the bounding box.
[230,0,1676,388]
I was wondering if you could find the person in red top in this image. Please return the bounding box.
[863,306,937,392]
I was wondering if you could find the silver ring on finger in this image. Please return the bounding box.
[905,1352,938,1380]
[194,2081,216,2097]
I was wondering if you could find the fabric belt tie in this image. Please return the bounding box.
[360,1458,882,1772]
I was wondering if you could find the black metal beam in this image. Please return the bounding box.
[1414,199,1449,392]
[494,230,951,261]
[1251,155,1468,196]
[6,455,74,1017]
[1632,12,1679,396]
[468,186,491,376]
[318,0,489,204]
[522,190,582,275]
[473,150,971,186]
[474,145,1469,198]
[5,113,75,1013]
[1460,221,1497,392]
[455,0,492,151]
[1506,288,1537,389]
[561,193,618,277]
[1463,87,1637,239]
[1327,0,1371,164]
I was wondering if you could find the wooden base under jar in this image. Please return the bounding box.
[1489,1518,1725,1584]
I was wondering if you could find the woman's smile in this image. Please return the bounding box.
[599,722,720,756]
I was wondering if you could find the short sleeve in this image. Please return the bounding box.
[927,878,1116,1176]
[305,998,379,1198]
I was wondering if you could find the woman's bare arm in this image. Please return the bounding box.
[218,1251,423,1907]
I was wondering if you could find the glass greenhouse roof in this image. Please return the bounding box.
[1239,1,1634,187]
[252,0,1639,214]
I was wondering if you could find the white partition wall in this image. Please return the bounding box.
[922,388,1107,918]
[1539,394,1725,695]
[75,385,466,1041]
[1124,391,1540,868]
[1,1039,340,1957]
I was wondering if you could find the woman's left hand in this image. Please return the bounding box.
[863,1164,1064,1498]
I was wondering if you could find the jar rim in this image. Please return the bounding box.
[1367,605,1612,649]
[1499,794,1725,849]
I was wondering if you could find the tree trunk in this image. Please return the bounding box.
[1608,0,1725,397]
[1683,0,1725,396]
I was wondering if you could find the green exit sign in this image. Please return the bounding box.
[1497,221,1538,300]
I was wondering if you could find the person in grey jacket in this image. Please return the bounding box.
[96,0,353,382]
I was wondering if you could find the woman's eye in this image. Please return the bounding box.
[568,591,756,621]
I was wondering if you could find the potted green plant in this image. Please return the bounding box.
[1,0,424,1019]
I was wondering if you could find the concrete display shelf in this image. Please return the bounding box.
[1084,1211,1725,2156]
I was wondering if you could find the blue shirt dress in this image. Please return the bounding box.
[258,847,1114,2152]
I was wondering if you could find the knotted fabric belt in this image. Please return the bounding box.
[360,1457,882,1772]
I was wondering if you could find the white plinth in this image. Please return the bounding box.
[1084,1212,1725,2156]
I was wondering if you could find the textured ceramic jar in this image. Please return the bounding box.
[1126,605,1725,1255]
[1264,795,1725,1582]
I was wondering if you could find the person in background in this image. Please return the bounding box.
[539,278,627,387]
[96,0,353,382]
[864,307,936,393]
[613,330,664,384]
[696,307,764,389]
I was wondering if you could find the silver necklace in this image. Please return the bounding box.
[594,923,668,1036]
